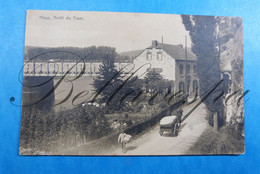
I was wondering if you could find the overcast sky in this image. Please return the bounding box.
[25,10,191,53]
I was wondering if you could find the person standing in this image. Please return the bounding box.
[118,132,127,151]
[177,108,183,126]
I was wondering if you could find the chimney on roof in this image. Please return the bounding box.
[152,40,158,47]
[178,44,183,48]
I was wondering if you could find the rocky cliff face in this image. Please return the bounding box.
[218,17,244,122]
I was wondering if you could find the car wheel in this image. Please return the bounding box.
[174,124,178,136]
[159,130,163,136]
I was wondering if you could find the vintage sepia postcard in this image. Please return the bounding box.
[19,10,244,155]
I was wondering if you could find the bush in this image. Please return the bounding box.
[188,126,244,154]
[20,105,112,153]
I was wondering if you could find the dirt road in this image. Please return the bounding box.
[111,101,210,155]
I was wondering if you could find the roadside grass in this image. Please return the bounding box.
[59,122,160,155]
[187,126,244,155]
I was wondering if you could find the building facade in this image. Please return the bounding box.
[132,40,199,95]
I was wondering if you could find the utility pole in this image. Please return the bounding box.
[161,36,163,43]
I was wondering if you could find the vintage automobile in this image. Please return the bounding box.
[159,115,179,136]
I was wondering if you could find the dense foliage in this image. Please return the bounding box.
[20,106,111,154]
[25,46,130,62]
[144,69,173,95]
[181,15,224,121]
[92,47,122,104]
[92,47,143,110]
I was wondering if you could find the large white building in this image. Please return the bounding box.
[131,40,199,95]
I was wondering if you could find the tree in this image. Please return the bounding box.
[144,70,170,95]
[92,47,145,110]
[92,47,122,104]
[181,15,225,127]
[144,69,163,92]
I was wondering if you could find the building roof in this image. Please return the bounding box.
[147,42,197,61]
[120,50,144,60]
[131,41,197,61]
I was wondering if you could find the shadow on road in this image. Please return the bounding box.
[125,146,137,151]
[179,123,187,133]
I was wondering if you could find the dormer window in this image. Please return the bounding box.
[147,52,152,60]
[157,52,162,61]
